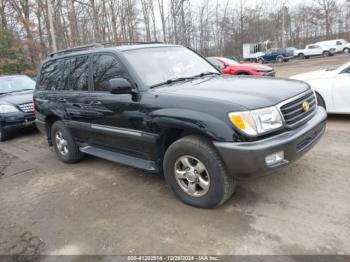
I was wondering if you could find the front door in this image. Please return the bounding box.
[87,53,145,156]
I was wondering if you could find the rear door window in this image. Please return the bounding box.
[92,54,128,92]
[38,60,62,90]
[62,56,89,91]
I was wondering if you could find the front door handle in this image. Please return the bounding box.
[90,100,102,105]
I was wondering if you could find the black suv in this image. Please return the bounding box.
[34,43,327,208]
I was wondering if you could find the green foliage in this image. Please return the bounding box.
[0,30,31,75]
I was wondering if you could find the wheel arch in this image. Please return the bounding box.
[315,91,326,110]
[45,114,62,145]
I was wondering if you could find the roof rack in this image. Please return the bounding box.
[102,41,163,46]
[48,41,164,58]
[48,43,104,57]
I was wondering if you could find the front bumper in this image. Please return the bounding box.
[1,112,36,132]
[262,71,276,77]
[214,106,327,178]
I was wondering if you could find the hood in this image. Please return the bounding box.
[0,90,33,106]
[291,70,331,81]
[153,75,310,110]
[237,63,273,71]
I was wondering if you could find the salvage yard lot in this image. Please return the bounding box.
[1,55,350,255]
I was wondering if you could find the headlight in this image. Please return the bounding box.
[0,104,20,113]
[229,106,283,136]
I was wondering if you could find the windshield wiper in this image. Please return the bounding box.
[150,72,220,89]
[150,76,198,88]
[192,72,221,77]
[7,89,34,93]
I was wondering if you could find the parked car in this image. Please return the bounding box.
[256,48,293,64]
[294,44,336,59]
[207,57,275,76]
[291,62,350,114]
[34,43,326,208]
[315,39,350,53]
[0,75,36,141]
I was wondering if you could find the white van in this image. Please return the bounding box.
[315,39,350,53]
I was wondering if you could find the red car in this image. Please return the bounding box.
[207,57,275,77]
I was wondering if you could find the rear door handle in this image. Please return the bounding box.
[90,100,102,105]
[58,98,67,103]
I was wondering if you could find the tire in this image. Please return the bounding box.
[0,125,10,142]
[343,48,350,53]
[298,53,305,59]
[257,58,264,64]
[323,51,330,57]
[276,56,284,63]
[237,72,249,75]
[51,121,84,163]
[316,93,326,109]
[163,135,235,208]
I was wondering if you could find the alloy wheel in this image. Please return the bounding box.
[174,155,210,197]
[55,131,69,156]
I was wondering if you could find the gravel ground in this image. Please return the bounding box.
[0,54,349,255]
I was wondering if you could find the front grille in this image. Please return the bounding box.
[18,102,34,113]
[279,91,317,128]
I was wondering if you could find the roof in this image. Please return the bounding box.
[46,43,180,61]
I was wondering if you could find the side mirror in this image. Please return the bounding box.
[109,78,134,94]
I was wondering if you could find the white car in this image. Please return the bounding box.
[315,39,350,53]
[291,62,350,114]
[294,44,336,59]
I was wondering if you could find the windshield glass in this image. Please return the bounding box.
[123,46,218,87]
[219,57,239,65]
[0,76,35,94]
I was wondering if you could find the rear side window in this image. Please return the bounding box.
[38,60,61,90]
[62,56,89,91]
[92,54,127,91]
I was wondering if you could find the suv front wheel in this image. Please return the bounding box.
[163,135,235,208]
[51,121,84,163]
[0,125,10,142]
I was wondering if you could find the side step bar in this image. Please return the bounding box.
[80,145,159,172]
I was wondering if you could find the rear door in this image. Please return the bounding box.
[59,55,93,141]
[87,53,144,155]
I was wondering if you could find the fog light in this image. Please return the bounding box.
[265,151,284,166]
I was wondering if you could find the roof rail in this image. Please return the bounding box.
[102,41,163,46]
[48,43,104,57]
[48,41,164,58]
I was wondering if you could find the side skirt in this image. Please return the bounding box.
[79,145,159,173]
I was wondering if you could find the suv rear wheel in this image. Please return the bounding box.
[163,135,235,208]
[298,53,305,59]
[322,51,330,57]
[257,58,264,64]
[276,56,284,63]
[343,48,350,53]
[51,121,84,163]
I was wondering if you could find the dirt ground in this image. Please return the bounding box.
[0,54,349,255]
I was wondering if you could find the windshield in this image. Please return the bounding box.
[219,57,239,65]
[123,46,219,87]
[0,76,35,94]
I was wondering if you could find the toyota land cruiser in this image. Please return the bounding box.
[34,43,327,208]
